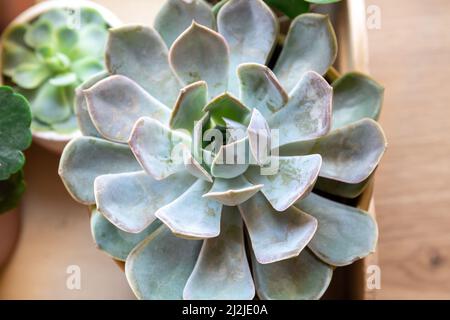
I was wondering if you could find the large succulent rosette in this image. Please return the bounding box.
[59,0,386,300]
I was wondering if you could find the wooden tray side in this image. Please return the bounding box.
[335,0,379,300]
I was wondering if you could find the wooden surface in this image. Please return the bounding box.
[368,0,450,299]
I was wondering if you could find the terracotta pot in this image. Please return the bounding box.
[0,209,20,268]
[0,0,122,154]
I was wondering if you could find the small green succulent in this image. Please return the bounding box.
[0,86,32,213]
[59,0,386,300]
[1,7,110,135]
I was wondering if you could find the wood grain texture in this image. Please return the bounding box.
[368,0,450,299]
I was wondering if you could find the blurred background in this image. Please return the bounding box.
[0,0,449,299]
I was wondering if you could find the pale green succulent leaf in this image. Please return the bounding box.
[31,82,72,123]
[203,93,250,126]
[90,207,162,262]
[217,0,278,96]
[129,117,190,180]
[170,81,208,133]
[3,24,28,47]
[12,63,51,90]
[279,119,387,184]
[155,0,216,48]
[296,192,378,266]
[332,72,384,129]
[74,72,109,137]
[252,248,333,300]
[169,22,229,99]
[247,109,271,165]
[155,179,222,239]
[72,58,104,82]
[270,71,332,147]
[125,226,202,300]
[274,13,337,93]
[85,75,171,143]
[210,137,250,179]
[203,175,263,206]
[184,206,255,300]
[80,7,107,26]
[223,117,247,142]
[24,20,54,49]
[238,63,288,119]
[74,24,108,58]
[106,25,181,107]
[56,26,79,54]
[94,170,196,233]
[2,41,37,77]
[49,72,78,87]
[58,136,142,204]
[238,193,317,264]
[37,9,69,27]
[315,173,373,199]
[246,155,321,211]
[50,114,78,134]
[183,147,213,183]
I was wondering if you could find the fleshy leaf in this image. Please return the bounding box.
[72,58,105,82]
[238,193,317,264]
[75,25,108,58]
[0,87,32,180]
[74,72,109,138]
[155,0,215,48]
[31,82,72,124]
[85,75,171,143]
[246,155,321,211]
[3,24,28,47]
[315,173,373,199]
[217,0,278,95]
[50,114,78,134]
[169,22,229,99]
[332,72,384,129]
[252,248,332,300]
[183,147,213,182]
[210,138,250,179]
[12,63,51,90]
[58,136,141,204]
[156,179,222,239]
[247,109,271,165]
[49,72,78,87]
[238,63,288,119]
[184,206,255,300]
[24,20,53,48]
[129,117,190,180]
[126,226,202,300]
[106,25,181,107]
[90,208,162,261]
[269,71,332,147]
[203,175,263,206]
[203,93,250,126]
[296,193,378,266]
[264,0,310,19]
[279,119,387,184]
[2,41,37,77]
[56,26,79,54]
[170,81,208,133]
[274,14,337,93]
[95,170,195,233]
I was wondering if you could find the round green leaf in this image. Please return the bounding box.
[0,87,32,181]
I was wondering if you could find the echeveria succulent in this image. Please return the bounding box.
[0,86,32,213]
[59,0,386,300]
[1,7,110,134]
